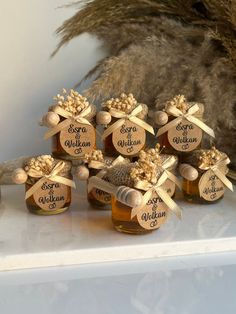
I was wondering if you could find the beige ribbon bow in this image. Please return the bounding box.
[198,157,233,196]
[102,104,154,140]
[44,106,92,140]
[131,171,182,220]
[88,155,126,180]
[156,104,215,138]
[25,161,76,200]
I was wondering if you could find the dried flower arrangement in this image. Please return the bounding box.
[53,0,236,168]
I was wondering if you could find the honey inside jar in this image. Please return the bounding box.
[111,196,151,234]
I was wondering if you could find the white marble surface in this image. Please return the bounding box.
[0,252,236,314]
[0,184,236,271]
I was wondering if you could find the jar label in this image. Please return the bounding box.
[167,118,202,152]
[199,171,225,201]
[60,122,96,157]
[112,120,146,156]
[91,187,111,204]
[136,191,169,230]
[33,179,68,211]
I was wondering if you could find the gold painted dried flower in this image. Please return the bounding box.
[102,93,137,114]
[24,155,54,175]
[165,95,188,114]
[198,147,223,169]
[84,149,104,163]
[53,89,91,116]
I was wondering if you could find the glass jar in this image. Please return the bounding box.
[182,170,226,204]
[104,151,180,234]
[111,194,151,234]
[25,159,73,215]
[111,186,172,234]
[157,101,205,158]
[52,114,97,161]
[181,149,229,204]
[100,96,150,159]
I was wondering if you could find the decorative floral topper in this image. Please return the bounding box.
[198,147,225,170]
[84,149,104,163]
[102,93,138,114]
[53,88,90,116]
[130,160,162,186]
[138,144,163,166]
[25,155,54,176]
[165,95,189,114]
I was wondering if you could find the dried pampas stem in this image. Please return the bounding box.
[50,1,236,167]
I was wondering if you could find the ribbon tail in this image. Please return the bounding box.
[130,117,155,135]
[165,170,182,190]
[214,169,234,192]
[187,116,215,138]
[96,169,107,178]
[102,119,125,140]
[198,171,211,197]
[25,178,45,200]
[44,119,71,140]
[88,161,105,170]
[77,118,91,126]
[131,190,152,219]
[112,155,125,165]
[157,188,182,220]
[53,175,76,189]
[156,117,181,137]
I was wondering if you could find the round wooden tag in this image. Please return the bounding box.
[60,122,96,157]
[199,172,225,201]
[136,191,169,230]
[33,179,68,211]
[91,188,111,204]
[112,120,146,156]
[167,118,202,152]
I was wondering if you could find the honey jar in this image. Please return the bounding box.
[76,150,128,209]
[105,149,181,234]
[180,147,233,204]
[41,89,97,161]
[12,155,75,215]
[155,95,215,157]
[96,93,154,158]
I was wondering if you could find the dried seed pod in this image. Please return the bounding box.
[75,165,90,181]
[42,111,60,128]
[154,111,168,125]
[96,111,112,125]
[179,164,199,181]
[12,168,28,184]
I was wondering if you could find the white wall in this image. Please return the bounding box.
[0,1,104,161]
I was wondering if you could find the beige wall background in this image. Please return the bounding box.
[0,1,104,161]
